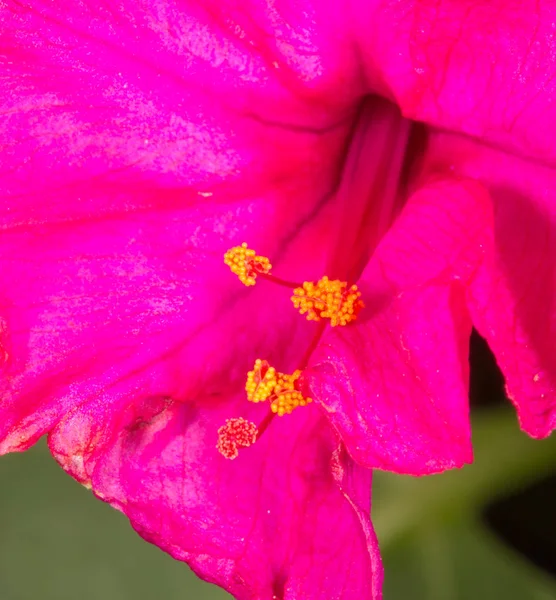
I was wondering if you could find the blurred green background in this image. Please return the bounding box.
[1,405,556,600]
[2,332,556,600]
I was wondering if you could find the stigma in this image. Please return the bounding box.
[217,360,312,459]
[216,418,258,460]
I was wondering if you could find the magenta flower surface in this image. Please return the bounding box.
[2,1,556,598]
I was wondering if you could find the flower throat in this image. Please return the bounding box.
[217,243,363,459]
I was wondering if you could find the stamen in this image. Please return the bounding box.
[220,246,363,457]
[245,359,277,402]
[216,417,258,460]
[270,370,312,416]
[245,360,312,416]
[224,243,271,286]
[291,276,364,326]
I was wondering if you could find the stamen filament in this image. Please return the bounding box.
[256,271,303,289]
[296,320,327,371]
[256,411,276,440]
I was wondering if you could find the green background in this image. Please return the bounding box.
[1,407,555,600]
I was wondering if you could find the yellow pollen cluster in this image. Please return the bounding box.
[270,370,312,416]
[245,360,312,416]
[245,359,277,402]
[291,276,364,326]
[224,242,272,286]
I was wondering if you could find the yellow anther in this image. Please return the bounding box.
[245,359,278,402]
[270,370,312,416]
[271,391,311,416]
[291,276,364,326]
[224,242,272,286]
[244,361,311,416]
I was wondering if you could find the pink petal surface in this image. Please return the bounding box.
[307,132,556,472]
[424,133,556,438]
[0,1,397,597]
[307,179,490,474]
[0,0,380,451]
[50,398,382,599]
[3,0,556,594]
[361,0,556,165]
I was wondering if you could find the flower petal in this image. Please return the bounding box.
[358,0,556,165]
[0,3,393,596]
[0,199,340,453]
[307,179,491,474]
[49,395,382,599]
[0,0,410,455]
[425,133,556,438]
[0,0,365,451]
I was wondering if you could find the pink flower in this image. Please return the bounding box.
[1,1,556,599]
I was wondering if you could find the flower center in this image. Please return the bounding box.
[217,243,364,459]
